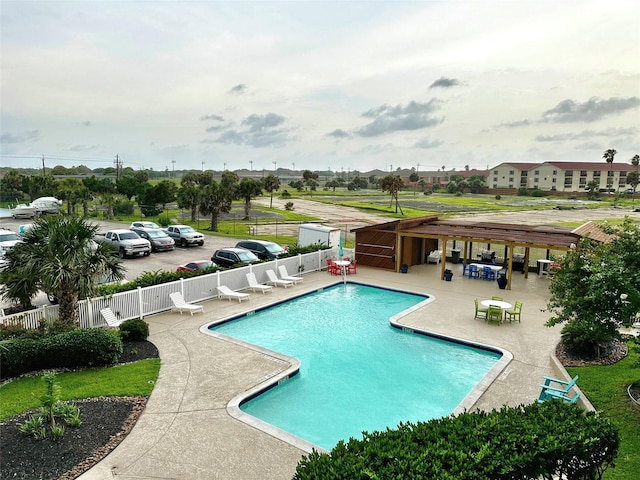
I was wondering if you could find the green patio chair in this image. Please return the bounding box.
[487,305,503,325]
[491,296,503,301]
[474,298,488,320]
[505,301,523,323]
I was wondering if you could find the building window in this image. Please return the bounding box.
[493,176,498,183]
[534,170,540,175]
[509,177,513,182]
[509,170,514,175]
[494,170,498,175]
[521,171,528,177]
[593,171,601,178]
[552,170,557,175]
[579,178,587,185]
[552,178,557,183]
[534,177,539,183]
[580,170,587,177]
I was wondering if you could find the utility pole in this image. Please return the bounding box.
[42,155,46,175]
[171,160,176,177]
[273,161,277,172]
[249,160,253,171]
[114,154,123,180]
[201,161,205,172]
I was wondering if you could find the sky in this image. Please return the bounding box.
[1,0,639,174]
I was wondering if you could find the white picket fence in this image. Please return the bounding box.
[1,249,342,329]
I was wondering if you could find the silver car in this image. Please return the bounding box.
[131,228,175,252]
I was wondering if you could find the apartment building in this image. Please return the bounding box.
[490,161,635,192]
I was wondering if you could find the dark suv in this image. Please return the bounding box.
[211,247,260,267]
[235,240,285,260]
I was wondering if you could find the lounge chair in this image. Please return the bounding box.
[100,307,124,327]
[265,269,294,288]
[427,250,442,264]
[537,375,579,402]
[246,272,273,294]
[169,292,204,315]
[278,265,303,284]
[474,298,488,320]
[217,285,250,303]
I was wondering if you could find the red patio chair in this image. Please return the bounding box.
[347,259,357,274]
[327,258,340,275]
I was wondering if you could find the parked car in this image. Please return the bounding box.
[176,260,217,273]
[131,227,175,252]
[0,228,21,252]
[211,247,259,268]
[235,240,286,260]
[94,229,151,258]
[130,221,161,229]
[165,225,205,247]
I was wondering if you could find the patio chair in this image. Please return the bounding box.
[474,298,488,320]
[347,259,357,274]
[504,301,523,323]
[169,292,204,315]
[468,264,480,279]
[100,307,124,327]
[538,390,581,404]
[427,250,442,264]
[278,265,303,284]
[491,296,503,301]
[462,260,468,277]
[487,306,502,325]
[483,266,496,281]
[246,273,273,294]
[217,285,251,303]
[538,375,579,401]
[327,258,340,275]
[265,269,294,288]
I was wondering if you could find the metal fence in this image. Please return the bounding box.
[1,248,345,329]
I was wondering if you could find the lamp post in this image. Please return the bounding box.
[273,161,277,172]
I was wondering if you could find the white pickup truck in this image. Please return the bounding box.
[165,225,205,247]
[95,229,151,258]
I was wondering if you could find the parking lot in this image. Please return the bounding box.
[1,217,250,307]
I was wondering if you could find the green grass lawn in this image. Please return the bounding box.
[0,358,161,421]
[566,342,640,480]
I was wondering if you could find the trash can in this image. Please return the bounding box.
[451,249,462,264]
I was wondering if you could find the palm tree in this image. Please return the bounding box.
[603,149,617,191]
[1,216,124,325]
[631,154,639,172]
[263,174,281,208]
[236,178,263,220]
[199,172,237,231]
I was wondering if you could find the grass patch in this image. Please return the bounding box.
[566,342,640,480]
[0,358,161,421]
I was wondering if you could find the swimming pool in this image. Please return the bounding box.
[208,283,503,451]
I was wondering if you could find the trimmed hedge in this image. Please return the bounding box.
[119,318,149,342]
[1,328,122,379]
[293,401,619,480]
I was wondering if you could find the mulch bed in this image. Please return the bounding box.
[0,340,158,480]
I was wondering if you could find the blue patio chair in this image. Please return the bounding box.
[462,260,468,277]
[483,266,495,281]
[468,264,480,279]
[537,375,579,403]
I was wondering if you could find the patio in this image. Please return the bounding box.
[78,262,575,480]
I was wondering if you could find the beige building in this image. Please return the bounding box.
[490,161,635,192]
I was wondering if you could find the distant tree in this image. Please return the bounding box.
[263,174,281,208]
[237,177,263,220]
[380,174,404,214]
[150,180,178,209]
[586,180,599,199]
[289,180,304,191]
[28,174,58,199]
[418,179,426,192]
[302,170,319,189]
[409,172,419,182]
[468,175,487,194]
[446,174,469,194]
[0,216,125,324]
[57,178,89,215]
[603,148,617,191]
[631,154,639,172]
[199,176,236,231]
[0,169,28,202]
[116,171,149,200]
[626,171,639,197]
[325,180,339,192]
[177,186,201,222]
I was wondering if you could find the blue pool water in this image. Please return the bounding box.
[210,283,501,450]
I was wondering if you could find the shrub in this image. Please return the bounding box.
[531,189,546,197]
[284,201,294,211]
[281,189,292,198]
[1,329,122,379]
[294,401,619,479]
[495,194,501,200]
[0,322,42,340]
[119,318,149,341]
[156,213,172,227]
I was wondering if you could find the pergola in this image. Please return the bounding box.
[352,216,611,290]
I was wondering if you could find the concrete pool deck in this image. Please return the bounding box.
[78,263,569,480]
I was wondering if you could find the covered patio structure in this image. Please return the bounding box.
[352,216,610,289]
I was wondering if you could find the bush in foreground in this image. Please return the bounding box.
[119,318,149,342]
[294,401,619,480]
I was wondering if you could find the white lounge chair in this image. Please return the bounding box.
[278,265,303,284]
[217,285,250,303]
[427,250,442,264]
[169,292,204,315]
[265,269,294,288]
[100,307,124,327]
[246,273,273,294]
